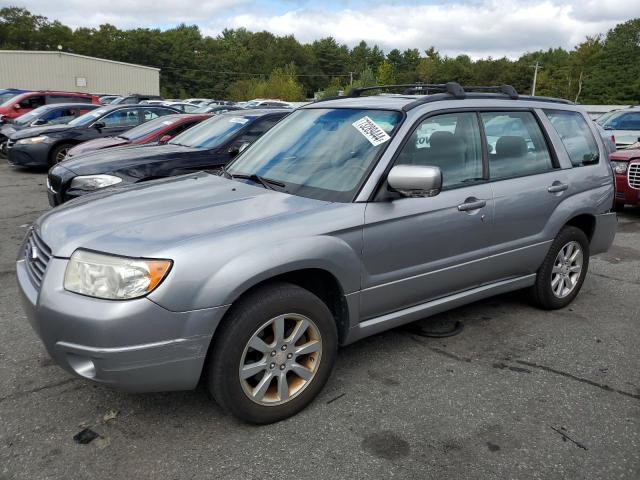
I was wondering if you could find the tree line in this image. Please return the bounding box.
[1,7,638,103]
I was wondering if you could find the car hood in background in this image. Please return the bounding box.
[35,172,331,258]
[59,144,199,174]
[67,136,130,157]
[9,124,72,139]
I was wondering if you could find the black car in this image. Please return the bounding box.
[47,109,289,205]
[6,104,179,168]
[0,103,98,156]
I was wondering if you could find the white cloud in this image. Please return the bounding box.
[11,0,640,58]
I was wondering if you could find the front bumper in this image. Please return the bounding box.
[614,172,640,206]
[17,256,228,392]
[7,142,50,168]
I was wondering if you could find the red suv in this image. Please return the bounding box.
[0,91,99,124]
[610,147,640,210]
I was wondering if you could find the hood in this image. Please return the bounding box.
[67,136,130,157]
[610,149,640,161]
[0,124,20,136]
[35,172,330,257]
[9,124,71,139]
[59,143,197,174]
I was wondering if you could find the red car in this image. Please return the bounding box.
[610,147,640,210]
[65,113,211,158]
[0,91,99,124]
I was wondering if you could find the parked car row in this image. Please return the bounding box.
[14,82,618,425]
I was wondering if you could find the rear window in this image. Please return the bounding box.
[544,110,599,167]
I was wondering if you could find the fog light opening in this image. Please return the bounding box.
[66,353,96,378]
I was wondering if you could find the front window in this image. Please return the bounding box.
[227,108,403,201]
[68,108,109,126]
[13,106,50,125]
[169,114,257,149]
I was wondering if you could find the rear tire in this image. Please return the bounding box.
[530,226,589,310]
[207,282,338,424]
[49,143,73,166]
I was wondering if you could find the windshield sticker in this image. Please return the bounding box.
[352,116,391,146]
[229,117,249,125]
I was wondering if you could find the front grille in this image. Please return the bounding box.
[628,163,640,190]
[23,230,52,288]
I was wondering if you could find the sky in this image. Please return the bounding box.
[6,0,640,58]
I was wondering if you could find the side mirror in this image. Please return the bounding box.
[158,134,172,144]
[387,165,442,198]
[228,141,250,157]
[32,119,47,126]
[93,121,106,130]
[13,104,21,110]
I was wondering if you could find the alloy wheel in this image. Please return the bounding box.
[239,313,322,406]
[551,240,583,298]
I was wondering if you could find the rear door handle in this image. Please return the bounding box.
[457,199,487,212]
[547,182,568,193]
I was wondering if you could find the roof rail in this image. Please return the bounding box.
[312,81,573,108]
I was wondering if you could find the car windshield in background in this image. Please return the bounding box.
[13,106,49,125]
[121,116,178,141]
[169,114,253,149]
[68,108,108,127]
[0,93,22,105]
[227,108,402,202]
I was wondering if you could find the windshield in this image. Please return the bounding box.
[13,106,50,125]
[0,92,23,106]
[169,114,254,148]
[595,110,619,126]
[122,116,179,141]
[227,108,403,202]
[68,108,108,127]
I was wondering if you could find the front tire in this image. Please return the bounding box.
[207,282,338,424]
[530,226,589,309]
[49,143,73,166]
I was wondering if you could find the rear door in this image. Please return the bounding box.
[480,110,568,279]
[361,111,495,319]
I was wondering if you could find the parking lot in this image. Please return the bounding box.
[0,161,638,479]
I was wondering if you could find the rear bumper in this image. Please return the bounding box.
[590,212,617,255]
[17,256,229,392]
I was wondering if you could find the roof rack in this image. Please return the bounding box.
[312,81,573,109]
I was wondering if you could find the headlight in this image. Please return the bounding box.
[16,135,49,145]
[70,174,123,191]
[64,250,172,300]
[610,161,628,174]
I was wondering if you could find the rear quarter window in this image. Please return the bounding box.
[544,110,600,167]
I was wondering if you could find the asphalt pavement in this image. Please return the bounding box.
[0,162,638,479]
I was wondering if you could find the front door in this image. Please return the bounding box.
[361,111,495,320]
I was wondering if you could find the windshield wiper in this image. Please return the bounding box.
[221,168,285,190]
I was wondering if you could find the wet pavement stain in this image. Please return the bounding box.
[486,442,501,452]
[362,431,410,460]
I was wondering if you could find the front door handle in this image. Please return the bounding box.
[457,198,487,212]
[547,182,568,193]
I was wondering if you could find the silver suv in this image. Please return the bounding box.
[17,83,617,423]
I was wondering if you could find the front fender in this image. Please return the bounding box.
[198,235,362,308]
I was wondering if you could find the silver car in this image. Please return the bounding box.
[596,107,640,148]
[17,83,617,423]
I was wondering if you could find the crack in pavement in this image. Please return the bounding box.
[550,426,588,450]
[0,377,79,405]
[515,360,640,400]
[397,331,639,401]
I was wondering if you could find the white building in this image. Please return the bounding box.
[0,50,160,96]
